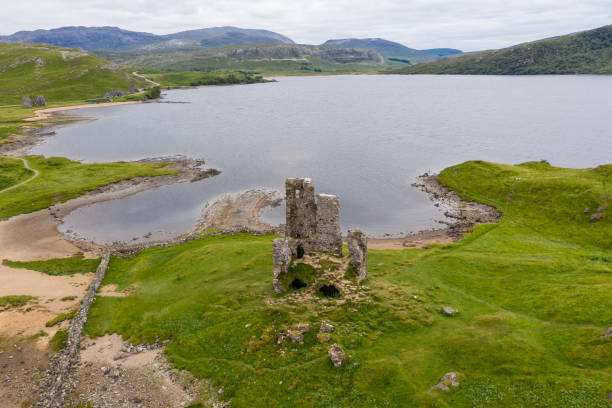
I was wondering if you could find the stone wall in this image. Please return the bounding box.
[38,252,111,407]
[347,229,367,282]
[313,194,342,256]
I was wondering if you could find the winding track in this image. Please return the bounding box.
[0,157,39,194]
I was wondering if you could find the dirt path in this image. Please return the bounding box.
[133,71,160,87]
[0,157,40,194]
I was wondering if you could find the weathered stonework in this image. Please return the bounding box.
[273,178,344,291]
[21,96,33,108]
[272,238,292,293]
[33,95,46,107]
[347,228,367,282]
[272,178,366,292]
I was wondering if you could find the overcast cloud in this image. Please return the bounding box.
[1,0,611,51]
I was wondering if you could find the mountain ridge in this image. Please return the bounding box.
[0,26,295,51]
[391,24,612,74]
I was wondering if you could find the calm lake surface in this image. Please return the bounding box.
[31,75,612,243]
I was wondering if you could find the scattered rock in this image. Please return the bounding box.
[590,214,601,222]
[328,344,346,367]
[287,330,303,343]
[596,206,606,213]
[295,323,310,334]
[583,208,590,214]
[441,306,458,316]
[430,372,460,391]
[317,333,332,343]
[599,328,612,338]
[101,366,110,375]
[33,95,46,107]
[21,96,33,108]
[320,322,334,333]
[103,89,125,98]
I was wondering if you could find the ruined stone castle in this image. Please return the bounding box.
[273,178,367,293]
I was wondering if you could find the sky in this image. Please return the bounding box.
[1,0,611,51]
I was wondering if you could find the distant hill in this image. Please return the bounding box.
[100,43,389,76]
[165,27,294,47]
[392,25,612,74]
[322,38,461,63]
[0,26,295,51]
[0,43,134,104]
[0,26,158,51]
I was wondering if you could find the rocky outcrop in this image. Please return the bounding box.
[430,372,460,391]
[347,228,367,282]
[328,344,346,367]
[103,89,125,98]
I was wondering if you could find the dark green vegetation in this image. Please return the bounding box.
[82,161,611,407]
[322,38,461,63]
[46,309,76,327]
[147,71,267,87]
[0,43,138,105]
[0,295,36,310]
[3,253,100,276]
[393,24,612,75]
[0,156,176,220]
[0,156,33,189]
[50,329,68,351]
[0,26,294,51]
[98,44,402,76]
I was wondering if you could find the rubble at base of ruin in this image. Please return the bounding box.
[273,177,367,293]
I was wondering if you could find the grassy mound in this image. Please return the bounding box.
[0,42,134,105]
[82,161,611,407]
[0,156,177,220]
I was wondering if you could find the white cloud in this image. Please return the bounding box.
[0,0,610,51]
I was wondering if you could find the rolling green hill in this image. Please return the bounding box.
[0,42,136,105]
[392,25,612,75]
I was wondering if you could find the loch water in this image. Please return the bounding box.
[31,75,612,243]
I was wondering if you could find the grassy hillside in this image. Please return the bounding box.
[392,25,612,75]
[0,155,177,220]
[322,38,461,63]
[0,42,136,105]
[146,71,268,87]
[99,43,402,76]
[81,161,611,407]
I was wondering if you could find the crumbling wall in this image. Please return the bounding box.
[273,178,349,290]
[347,228,367,282]
[285,178,317,240]
[272,238,292,293]
[313,194,342,256]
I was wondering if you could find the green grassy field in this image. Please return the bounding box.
[2,253,99,275]
[0,156,33,189]
[78,160,611,407]
[392,25,612,75]
[0,155,177,220]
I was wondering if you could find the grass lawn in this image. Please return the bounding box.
[0,155,177,220]
[0,156,33,190]
[2,253,100,275]
[80,160,611,407]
